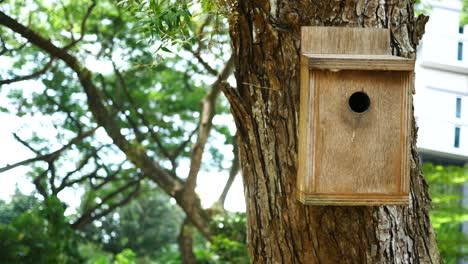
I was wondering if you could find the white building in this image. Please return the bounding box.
[414,1,468,263]
[415,0,468,165]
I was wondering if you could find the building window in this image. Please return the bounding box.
[456,97,462,118]
[460,26,464,34]
[454,127,461,148]
[458,42,463,61]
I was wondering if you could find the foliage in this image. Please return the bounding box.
[81,184,184,261]
[0,187,40,225]
[0,190,175,263]
[462,0,468,25]
[0,190,249,263]
[0,195,82,263]
[118,0,193,49]
[0,0,233,243]
[78,242,114,264]
[0,0,238,262]
[194,212,248,264]
[414,0,432,16]
[118,0,231,52]
[423,163,468,263]
[114,248,137,264]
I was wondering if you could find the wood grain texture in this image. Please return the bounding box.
[297,57,312,192]
[301,27,390,55]
[297,192,409,205]
[297,27,412,205]
[305,54,415,71]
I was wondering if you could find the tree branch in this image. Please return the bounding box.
[33,169,49,199]
[12,133,41,155]
[0,128,96,174]
[0,38,27,56]
[55,146,105,193]
[0,11,213,238]
[178,218,199,264]
[112,63,174,162]
[43,89,84,133]
[217,135,239,207]
[172,125,199,159]
[187,47,219,76]
[62,0,97,50]
[100,81,146,142]
[71,178,141,229]
[0,10,181,192]
[91,162,124,190]
[49,162,57,194]
[56,167,99,194]
[111,64,167,147]
[184,16,218,76]
[183,55,234,206]
[0,59,53,86]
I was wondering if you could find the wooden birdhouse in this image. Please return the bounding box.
[297,27,414,205]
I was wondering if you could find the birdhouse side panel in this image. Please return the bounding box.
[297,58,315,192]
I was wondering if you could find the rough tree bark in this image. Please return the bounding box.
[223,0,441,263]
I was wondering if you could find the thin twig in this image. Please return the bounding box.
[0,58,54,86]
[71,178,141,229]
[0,128,97,173]
[63,0,97,50]
[217,135,239,207]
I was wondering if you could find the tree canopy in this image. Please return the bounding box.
[0,0,241,262]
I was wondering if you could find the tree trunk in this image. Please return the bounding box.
[224,0,441,263]
[178,219,199,264]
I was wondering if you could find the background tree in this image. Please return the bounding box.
[0,0,239,262]
[0,195,82,263]
[0,187,39,225]
[81,184,184,262]
[0,184,247,263]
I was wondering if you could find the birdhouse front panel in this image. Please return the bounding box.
[297,27,414,205]
[313,70,409,194]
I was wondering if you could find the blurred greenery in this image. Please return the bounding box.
[0,187,248,263]
[0,195,82,263]
[0,187,39,225]
[193,212,248,264]
[415,0,432,16]
[423,163,468,263]
[0,0,236,262]
[80,183,184,262]
[12,161,463,263]
[462,0,468,25]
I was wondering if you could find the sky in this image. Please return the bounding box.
[0,113,36,199]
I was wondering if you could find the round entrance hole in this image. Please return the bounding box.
[348,91,370,113]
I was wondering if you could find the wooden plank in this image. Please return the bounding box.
[297,56,312,192]
[301,27,390,55]
[313,70,405,195]
[297,191,409,205]
[401,73,412,193]
[304,54,415,71]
